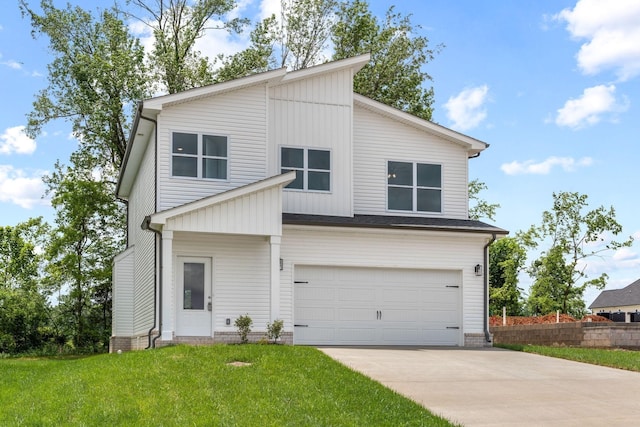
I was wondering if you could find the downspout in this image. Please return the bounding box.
[136,110,159,349]
[484,233,497,343]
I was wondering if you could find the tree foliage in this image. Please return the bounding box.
[127,0,246,93]
[469,179,500,221]
[525,192,633,317]
[20,0,149,171]
[489,236,527,316]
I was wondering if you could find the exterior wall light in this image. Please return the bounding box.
[474,264,483,276]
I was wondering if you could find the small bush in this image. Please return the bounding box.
[266,319,284,343]
[234,314,252,344]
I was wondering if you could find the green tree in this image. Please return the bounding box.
[525,192,633,317]
[469,179,500,221]
[0,219,50,354]
[332,0,442,120]
[44,164,125,350]
[488,236,527,316]
[127,0,246,93]
[20,0,149,170]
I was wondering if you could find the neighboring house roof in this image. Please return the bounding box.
[283,213,508,235]
[589,278,640,309]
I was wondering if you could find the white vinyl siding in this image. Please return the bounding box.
[353,105,469,219]
[112,247,135,336]
[280,226,489,337]
[268,70,353,216]
[157,85,268,211]
[172,233,272,332]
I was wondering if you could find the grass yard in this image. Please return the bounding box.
[498,344,640,372]
[0,345,457,426]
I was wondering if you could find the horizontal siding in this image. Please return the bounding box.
[158,85,268,211]
[269,99,352,216]
[112,247,135,336]
[165,186,282,235]
[353,105,469,219]
[281,227,490,334]
[173,233,272,332]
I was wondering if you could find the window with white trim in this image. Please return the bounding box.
[172,132,227,180]
[281,147,331,191]
[387,161,441,212]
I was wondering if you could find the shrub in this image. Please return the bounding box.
[266,319,284,343]
[234,314,252,343]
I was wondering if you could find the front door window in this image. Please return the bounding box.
[183,262,205,310]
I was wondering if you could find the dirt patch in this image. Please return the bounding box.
[227,361,252,367]
[490,313,612,327]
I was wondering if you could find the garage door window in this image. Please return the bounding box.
[388,161,441,213]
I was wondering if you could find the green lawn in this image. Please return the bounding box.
[497,344,640,372]
[0,345,457,426]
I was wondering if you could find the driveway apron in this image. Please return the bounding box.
[319,347,640,427]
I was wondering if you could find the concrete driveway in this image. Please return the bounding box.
[319,347,640,427]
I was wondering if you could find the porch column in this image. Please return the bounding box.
[270,235,281,321]
[161,230,174,341]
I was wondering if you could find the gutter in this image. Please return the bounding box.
[484,233,497,343]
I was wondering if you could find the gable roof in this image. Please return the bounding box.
[589,278,640,309]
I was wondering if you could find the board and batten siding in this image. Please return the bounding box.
[268,70,353,217]
[126,131,157,336]
[353,105,469,219]
[112,247,135,336]
[157,85,269,212]
[172,233,272,332]
[280,226,490,335]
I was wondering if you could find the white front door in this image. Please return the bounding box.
[176,257,212,336]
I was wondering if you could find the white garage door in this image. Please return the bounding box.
[294,266,461,346]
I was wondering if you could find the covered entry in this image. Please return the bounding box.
[294,265,462,345]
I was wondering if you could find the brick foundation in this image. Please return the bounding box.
[464,332,493,347]
[490,323,640,348]
[113,331,294,351]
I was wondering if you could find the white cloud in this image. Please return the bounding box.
[0,165,47,209]
[555,84,628,129]
[0,126,37,155]
[501,156,593,175]
[443,85,489,131]
[1,59,22,70]
[555,0,640,80]
[260,0,281,20]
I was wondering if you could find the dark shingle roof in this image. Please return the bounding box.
[589,278,640,309]
[282,213,508,235]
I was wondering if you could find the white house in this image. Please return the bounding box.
[111,54,507,351]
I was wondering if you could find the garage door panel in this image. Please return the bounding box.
[294,266,461,346]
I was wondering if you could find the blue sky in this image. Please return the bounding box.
[1,0,639,306]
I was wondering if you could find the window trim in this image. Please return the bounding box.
[386,160,443,214]
[171,131,229,181]
[280,146,332,193]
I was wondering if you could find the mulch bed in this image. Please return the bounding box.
[489,313,612,326]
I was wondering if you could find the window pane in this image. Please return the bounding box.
[388,161,413,186]
[173,156,197,177]
[308,171,330,191]
[173,133,198,155]
[203,135,227,157]
[417,163,441,188]
[308,149,330,170]
[388,186,413,210]
[417,189,441,212]
[281,147,304,168]
[183,263,205,310]
[203,158,227,179]
[282,169,303,189]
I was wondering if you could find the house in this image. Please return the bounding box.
[589,278,640,322]
[110,54,507,352]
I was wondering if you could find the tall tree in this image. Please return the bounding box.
[44,164,125,349]
[469,179,500,221]
[332,0,442,120]
[488,236,527,316]
[525,191,633,317]
[20,0,149,171]
[127,0,246,93]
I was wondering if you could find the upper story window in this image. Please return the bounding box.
[281,147,331,192]
[172,132,227,180]
[387,161,441,213]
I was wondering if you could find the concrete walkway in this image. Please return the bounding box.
[319,347,640,427]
